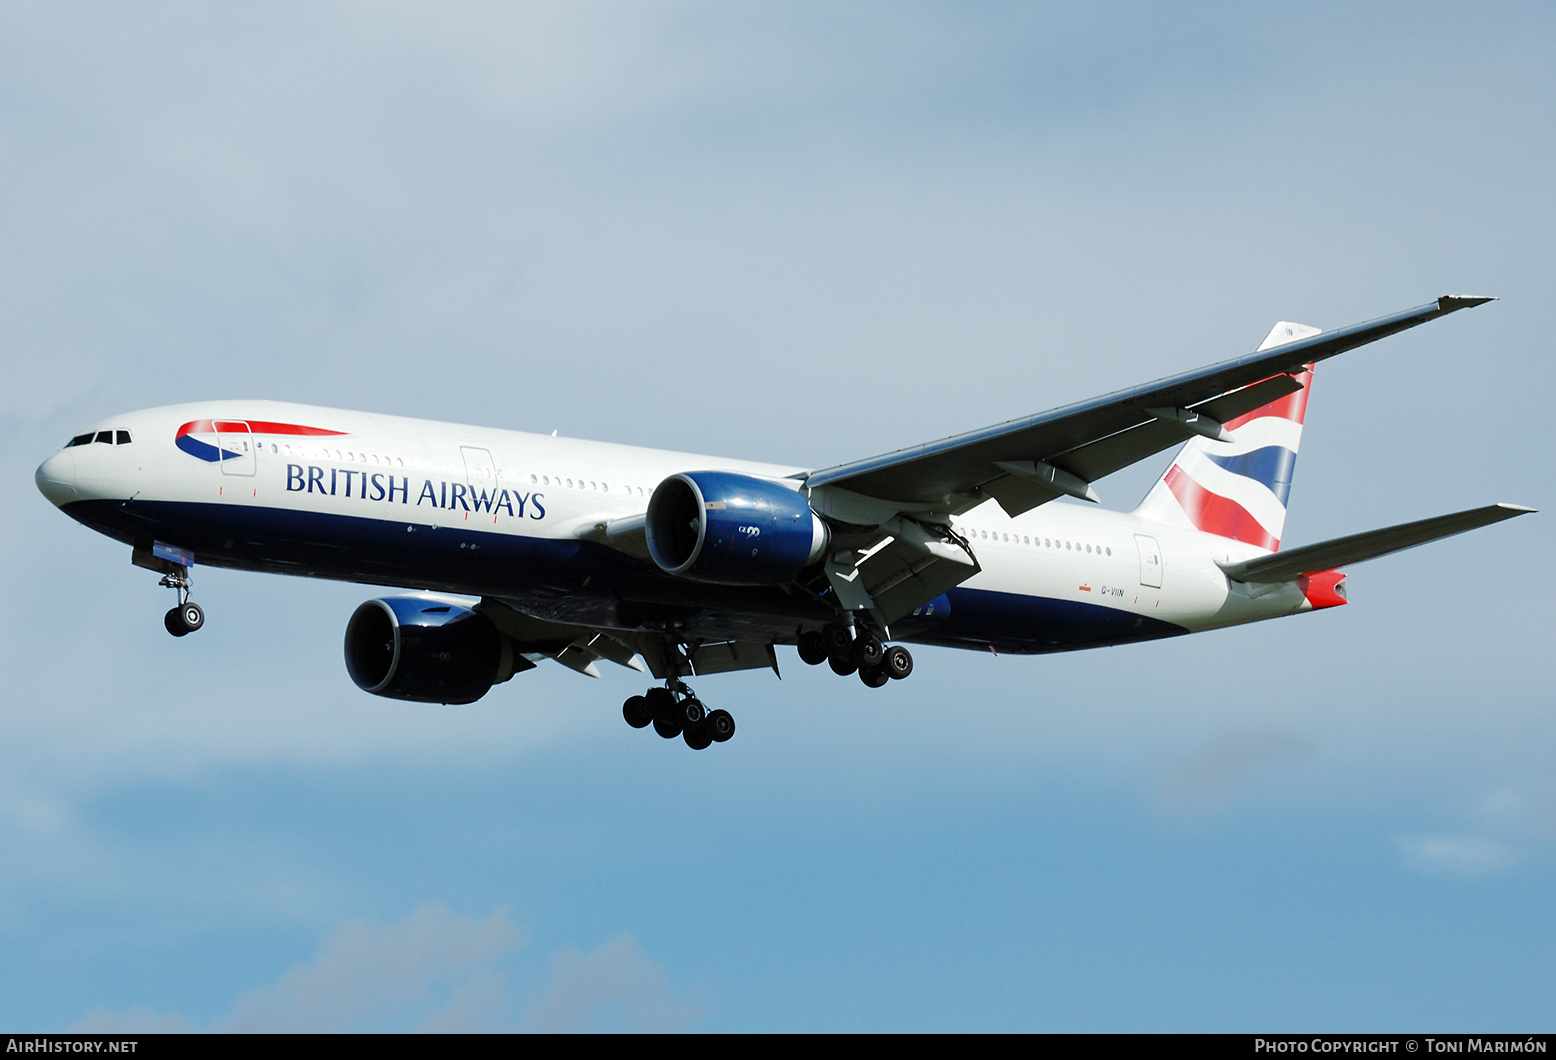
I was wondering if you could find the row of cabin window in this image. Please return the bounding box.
[964,526,1112,557]
[277,444,405,466]
[67,431,131,446]
[527,474,648,497]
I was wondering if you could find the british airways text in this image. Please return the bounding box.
[285,464,545,519]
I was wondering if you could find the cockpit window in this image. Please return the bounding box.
[94,431,113,444]
[116,430,132,445]
[67,433,93,447]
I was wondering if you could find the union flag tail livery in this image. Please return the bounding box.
[1134,321,1321,552]
[34,296,1533,747]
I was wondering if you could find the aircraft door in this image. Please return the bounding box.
[461,447,498,511]
[1134,534,1163,588]
[214,421,256,476]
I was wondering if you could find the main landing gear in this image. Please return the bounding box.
[159,567,205,638]
[622,680,736,751]
[797,624,913,688]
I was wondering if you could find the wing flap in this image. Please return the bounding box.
[1219,503,1534,583]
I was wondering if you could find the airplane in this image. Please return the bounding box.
[34,295,1533,750]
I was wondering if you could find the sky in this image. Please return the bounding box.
[2,1,1553,1032]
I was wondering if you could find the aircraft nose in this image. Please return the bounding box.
[35,450,76,506]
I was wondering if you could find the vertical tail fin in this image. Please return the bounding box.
[1133,321,1320,552]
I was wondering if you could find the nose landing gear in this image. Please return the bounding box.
[158,566,205,637]
[621,680,736,750]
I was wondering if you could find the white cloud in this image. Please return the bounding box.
[66,903,703,1033]
[1394,834,1522,879]
[70,1006,193,1034]
[223,901,521,1032]
[523,935,707,1034]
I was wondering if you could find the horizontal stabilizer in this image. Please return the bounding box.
[1219,502,1535,583]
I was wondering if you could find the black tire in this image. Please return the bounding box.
[852,633,884,668]
[645,687,677,722]
[883,645,913,680]
[828,653,857,677]
[824,625,853,658]
[180,602,204,633]
[707,709,735,743]
[859,665,889,689]
[681,697,706,726]
[623,695,652,729]
[164,607,190,638]
[653,716,683,739]
[797,631,828,666]
[683,724,713,750]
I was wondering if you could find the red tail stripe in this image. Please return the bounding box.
[1223,365,1314,431]
[1163,465,1279,550]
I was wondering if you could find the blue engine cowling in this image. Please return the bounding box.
[343,597,516,704]
[645,471,830,585]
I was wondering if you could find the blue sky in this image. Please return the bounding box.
[2,2,1553,1031]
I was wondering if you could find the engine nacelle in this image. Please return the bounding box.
[645,471,829,585]
[344,597,514,704]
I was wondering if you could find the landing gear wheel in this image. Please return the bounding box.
[165,602,203,637]
[852,633,884,668]
[683,724,713,750]
[653,716,683,739]
[797,631,828,666]
[883,645,913,680]
[707,709,735,743]
[645,687,677,722]
[828,653,858,677]
[681,697,706,726]
[824,625,853,658]
[623,695,652,729]
[164,607,190,638]
[859,665,889,689]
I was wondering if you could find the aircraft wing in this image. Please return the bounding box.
[1218,503,1535,584]
[805,296,1493,518]
[799,295,1493,627]
[479,597,780,680]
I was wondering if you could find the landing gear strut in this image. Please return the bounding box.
[159,567,204,637]
[622,679,736,750]
[800,623,914,689]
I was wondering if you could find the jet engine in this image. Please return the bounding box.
[645,471,829,585]
[344,597,519,704]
